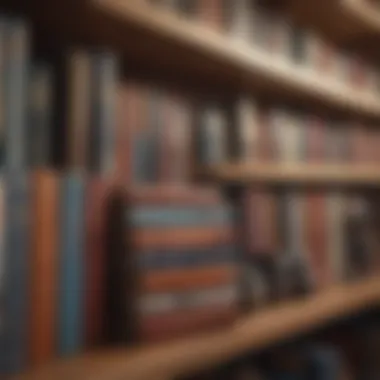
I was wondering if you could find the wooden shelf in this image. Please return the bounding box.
[14,277,380,380]
[89,0,380,120]
[199,163,380,187]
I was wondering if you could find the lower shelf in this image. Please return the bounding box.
[15,277,380,380]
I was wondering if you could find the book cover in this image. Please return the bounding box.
[88,52,119,175]
[29,170,59,367]
[58,174,85,356]
[27,64,53,168]
[4,19,29,171]
[1,173,30,373]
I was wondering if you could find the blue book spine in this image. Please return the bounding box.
[132,89,160,183]
[27,64,53,167]
[128,205,236,228]
[4,19,29,171]
[0,173,30,373]
[58,174,85,356]
[90,52,118,175]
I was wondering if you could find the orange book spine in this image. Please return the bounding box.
[29,170,59,368]
[141,266,238,293]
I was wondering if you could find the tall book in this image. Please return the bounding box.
[27,64,53,167]
[4,19,29,171]
[58,174,85,356]
[84,178,112,347]
[88,52,119,176]
[159,91,191,183]
[303,116,330,288]
[65,51,91,171]
[0,173,30,373]
[29,170,59,367]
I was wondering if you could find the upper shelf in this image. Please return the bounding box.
[13,277,380,380]
[91,0,380,120]
[199,163,380,187]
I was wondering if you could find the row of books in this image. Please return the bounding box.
[199,99,380,166]
[0,171,114,373]
[147,0,380,97]
[0,16,119,172]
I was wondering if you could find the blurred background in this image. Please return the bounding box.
[1,0,380,379]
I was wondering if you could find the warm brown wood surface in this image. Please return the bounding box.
[13,277,380,380]
[199,163,380,187]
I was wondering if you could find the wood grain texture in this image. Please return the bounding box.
[199,163,380,187]
[14,277,380,380]
[29,170,59,368]
[93,0,380,120]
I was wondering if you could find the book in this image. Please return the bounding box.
[1,173,30,373]
[88,52,119,175]
[197,104,228,166]
[141,266,238,293]
[197,0,226,32]
[65,50,91,171]
[58,174,85,356]
[159,91,191,183]
[4,19,29,171]
[139,304,239,342]
[27,64,53,167]
[29,170,59,367]
[227,0,256,45]
[84,178,112,348]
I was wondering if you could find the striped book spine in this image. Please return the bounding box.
[58,174,85,356]
[89,52,119,175]
[4,19,29,171]
[1,173,30,373]
[28,64,53,167]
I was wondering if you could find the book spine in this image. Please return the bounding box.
[29,170,59,367]
[159,93,191,183]
[1,173,30,373]
[28,64,53,168]
[4,19,29,171]
[139,284,239,315]
[58,174,85,356]
[132,226,236,249]
[129,204,235,228]
[89,52,119,176]
[84,179,110,347]
[197,0,225,32]
[66,51,91,171]
[138,245,237,271]
[141,266,238,293]
[139,304,238,342]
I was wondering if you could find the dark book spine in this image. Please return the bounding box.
[1,173,30,373]
[89,52,119,175]
[84,179,110,347]
[27,64,53,168]
[4,19,29,171]
[58,174,85,356]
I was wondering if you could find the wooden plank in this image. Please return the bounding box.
[12,277,380,380]
[199,163,380,187]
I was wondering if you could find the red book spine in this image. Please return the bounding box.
[29,170,59,368]
[141,266,238,293]
[304,118,330,288]
[139,304,239,342]
[84,178,112,347]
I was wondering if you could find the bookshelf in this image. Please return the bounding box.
[15,277,380,380]
[198,163,380,187]
[92,0,380,119]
